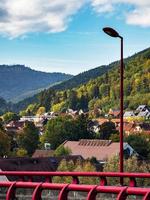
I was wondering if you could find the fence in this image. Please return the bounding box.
[0,171,150,200]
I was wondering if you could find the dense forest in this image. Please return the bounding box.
[11,47,150,115]
[51,64,114,91]
[0,65,72,102]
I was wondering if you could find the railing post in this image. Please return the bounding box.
[45,176,52,183]
[100,177,107,186]
[129,178,137,187]
[72,176,79,184]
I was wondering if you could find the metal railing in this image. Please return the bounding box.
[0,171,150,199]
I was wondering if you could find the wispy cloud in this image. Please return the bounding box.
[91,0,150,27]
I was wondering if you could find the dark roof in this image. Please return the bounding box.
[0,157,58,181]
[0,155,85,181]
[0,157,58,171]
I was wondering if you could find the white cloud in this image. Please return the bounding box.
[0,0,149,38]
[91,0,150,27]
[0,0,85,38]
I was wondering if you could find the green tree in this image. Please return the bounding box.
[39,89,55,111]
[125,134,150,159]
[41,115,92,149]
[2,112,19,123]
[25,103,38,115]
[16,148,28,157]
[98,121,117,139]
[17,121,39,156]
[68,90,78,110]
[54,145,71,156]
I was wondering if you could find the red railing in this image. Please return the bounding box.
[0,171,150,199]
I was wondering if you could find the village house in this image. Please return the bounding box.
[108,109,121,118]
[124,111,135,118]
[63,139,137,164]
[122,122,150,135]
[136,105,150,113]
[5,120,25,133]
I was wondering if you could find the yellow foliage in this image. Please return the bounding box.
[51,101,65,112]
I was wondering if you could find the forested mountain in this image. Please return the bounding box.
[51,65,113,91]
[0,97,10,115]
[0,65,72,102]
[12,47,150,114]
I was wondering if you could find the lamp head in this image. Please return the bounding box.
[103,27,120,38]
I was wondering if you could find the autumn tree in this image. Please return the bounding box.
[104,155,150,186]
[36,106,46,116]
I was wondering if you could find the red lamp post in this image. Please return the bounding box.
[103,27,124,185]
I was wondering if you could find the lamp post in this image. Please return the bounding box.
[103,27,124,184]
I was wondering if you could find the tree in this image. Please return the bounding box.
[78,95,88,110]
[53,159,75,183]
[98,121,117,139]
[51,101,66,113]
[68,90,78,110]
[36,106,46,116]
[17,121,39,156]
[0,128,10,157]
[125,134,150,159]
[54,159,97,184]
[2,112,19,123]
[103,155,150,186]
[25,103,38,116]
[41,115,92,149]
[39,89,55,111]
[16,148,28,157]
[54,145,71,156]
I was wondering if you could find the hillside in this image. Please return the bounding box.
[12,47,150,113]
[0,65,72,102]
[51,65,113,91]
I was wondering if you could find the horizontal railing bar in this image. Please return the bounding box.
[0,181,150,196]
[0,171,150,178]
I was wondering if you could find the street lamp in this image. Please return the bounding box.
[103,27,124,184]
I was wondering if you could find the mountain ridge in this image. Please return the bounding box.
[0,64,72,102]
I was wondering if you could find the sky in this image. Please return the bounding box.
[0,0,150,75]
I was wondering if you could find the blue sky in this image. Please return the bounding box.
[0,0,150,75]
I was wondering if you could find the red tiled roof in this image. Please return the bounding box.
[96,118,108,124]
[123,123,135,132]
